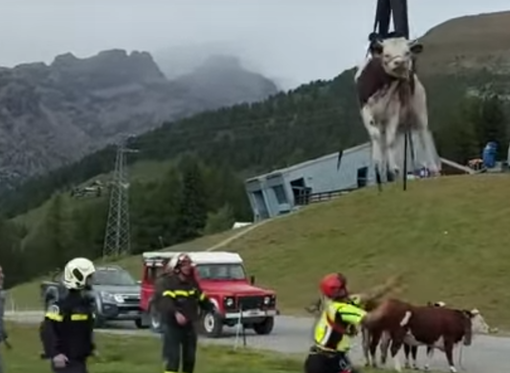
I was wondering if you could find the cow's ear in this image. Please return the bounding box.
[370,41,383,56]
[462,309,474,318]
[410,40,423,54]
[470,308,480,317]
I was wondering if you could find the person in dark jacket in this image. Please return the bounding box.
[0,265,7,373]
[157,253,214,373]
[40,257,97,373]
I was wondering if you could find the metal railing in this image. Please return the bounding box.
[294,187,356,206]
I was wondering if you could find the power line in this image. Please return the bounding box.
[102,136,138,258]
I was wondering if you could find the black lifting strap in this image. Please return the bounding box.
[371,0,409,40]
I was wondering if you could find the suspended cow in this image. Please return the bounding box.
[354,35,441,181]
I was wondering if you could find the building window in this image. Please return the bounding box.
[357,167,368,188]
[272,185,288,204]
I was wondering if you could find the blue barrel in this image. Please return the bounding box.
[482,142,498,168]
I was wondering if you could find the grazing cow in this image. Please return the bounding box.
[403,301,446,369]
[354,36,440,180]
[370,299,490,373]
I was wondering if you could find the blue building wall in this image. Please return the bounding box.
[245,142,375,221]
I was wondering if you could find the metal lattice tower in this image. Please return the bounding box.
[102,138,138,257]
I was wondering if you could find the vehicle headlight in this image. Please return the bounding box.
[264,296,271,305]
[225,297,234,307]
[100,291,124,303]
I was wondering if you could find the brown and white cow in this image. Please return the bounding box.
[367,298,491,373]
[354,37,440,180]
[361,300,444,369]
[402,301,446,369]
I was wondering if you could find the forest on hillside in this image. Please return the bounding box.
[0,155,251,288]
[0,68,508,289]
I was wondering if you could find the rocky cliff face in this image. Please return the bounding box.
[0,49,278,185]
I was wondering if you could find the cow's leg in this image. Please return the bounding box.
[361,106,385,181]
[411,78,438,174]
[416,127,439,174]
[361,106,381,142]
[361,327,372,367]
[389,337,405,372]
[372,138,385,184]
[443,340,457,373]
[423,345,435,371]
[403,343,410,368]
[385,106,401,179]
[404,344,419,369]
[413,100,439,174]
[379,331,390,366]
[411,345,419,370]
[369,329,382,367]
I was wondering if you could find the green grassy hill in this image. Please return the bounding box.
[10,174,510,328]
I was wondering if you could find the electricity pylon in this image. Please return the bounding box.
[102,137,138,257]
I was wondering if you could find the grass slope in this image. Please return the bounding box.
[229,174,510,325]
[9,175,510,327]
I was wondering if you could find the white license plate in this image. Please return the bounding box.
[245,310,261,316]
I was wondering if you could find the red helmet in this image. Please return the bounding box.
[320,273,348,299]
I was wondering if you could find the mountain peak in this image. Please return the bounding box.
[49,49,166,88]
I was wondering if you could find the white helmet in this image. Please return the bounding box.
[167,253,193,272]
[63,257,96,290]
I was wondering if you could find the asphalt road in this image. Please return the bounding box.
[5,311,509,372]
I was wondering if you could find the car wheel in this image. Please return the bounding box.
[93,313,106,328]
[253,317,274,335]
[135,318,148,329]
[150,304,162,333]
[199,311,223,338]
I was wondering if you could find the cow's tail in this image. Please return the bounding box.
[400,310,412,326]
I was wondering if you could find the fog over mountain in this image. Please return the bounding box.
[1,0,510,89]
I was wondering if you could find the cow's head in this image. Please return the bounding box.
[370,37,423,78]
[459,308,494,346]
[464,308,493,335]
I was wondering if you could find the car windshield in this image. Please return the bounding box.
[92,268,136,286]
[196,263,246,280]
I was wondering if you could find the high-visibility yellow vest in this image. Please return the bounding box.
[313,300,366,352]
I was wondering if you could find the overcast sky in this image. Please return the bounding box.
[1,0,509,88]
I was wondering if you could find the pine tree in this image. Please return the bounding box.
[175,156,208,241]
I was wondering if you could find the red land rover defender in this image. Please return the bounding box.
[139,251,279,338]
